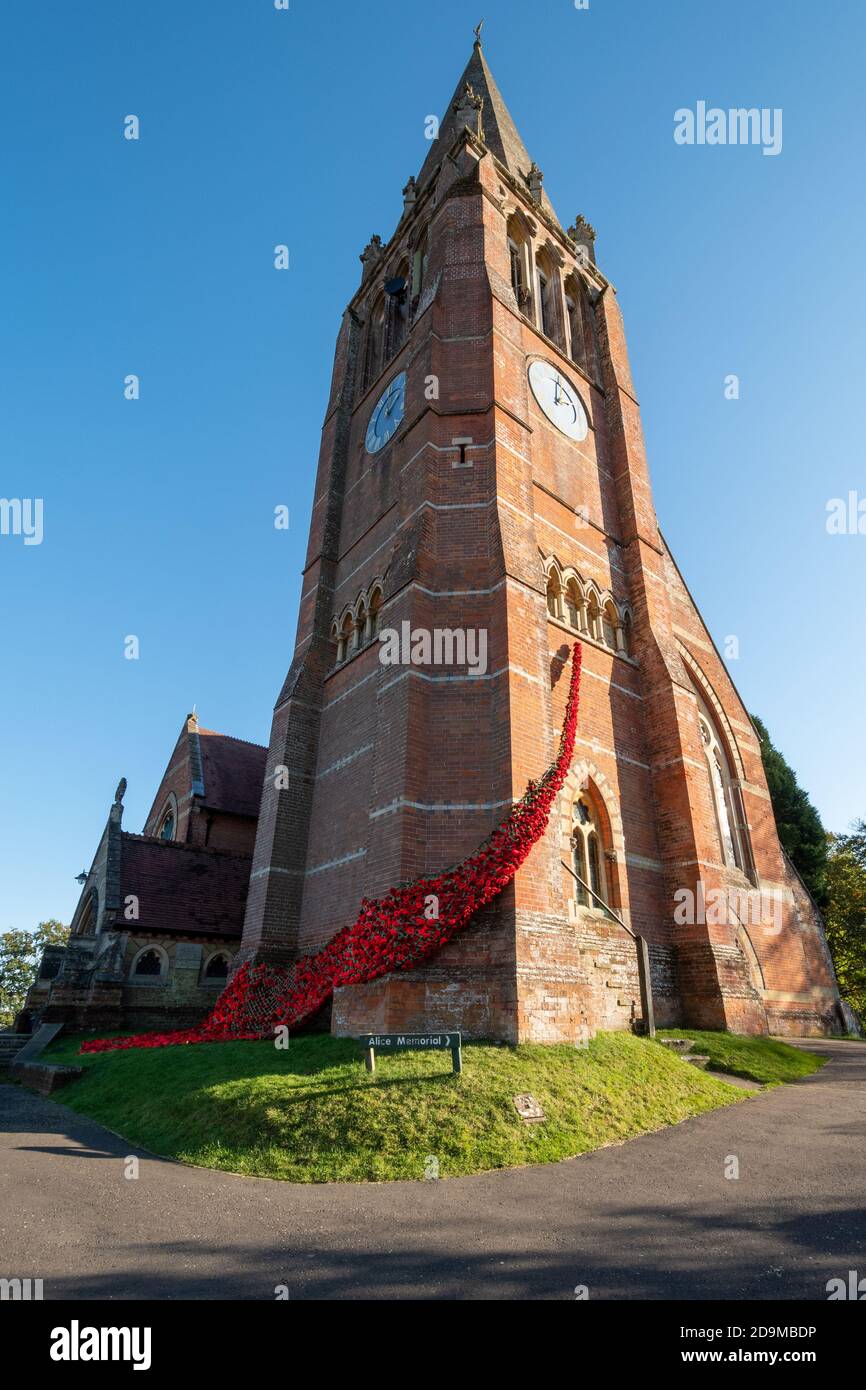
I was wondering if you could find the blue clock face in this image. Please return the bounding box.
[365,372,406,454]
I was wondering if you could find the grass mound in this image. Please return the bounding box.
[38,1030,767,1182]
[656,1029,826,1086]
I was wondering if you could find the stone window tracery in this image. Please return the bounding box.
[332,581,386,667]
[131,947,165,979]
[506,213,532,315]
[546,570,562,619]
[697,701,749,874]
[602,600,618,650]
[543,560,631,658]
[563,272,599,380]
[572,795,608,910]
[535,245,562,348]
[155,793,178,842]
[204,953,229,980]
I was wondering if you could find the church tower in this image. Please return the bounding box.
[239,38,844,1041]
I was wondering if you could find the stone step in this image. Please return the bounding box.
[684,1054,711,1069]
[658,1037,695,1055]
[10,1060,84,1095]
[0,1036,30,1071]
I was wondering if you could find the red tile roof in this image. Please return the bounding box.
[195,729,267,819]
[120,834,251,937]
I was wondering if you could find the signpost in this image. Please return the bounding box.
[360,1032,462,1075]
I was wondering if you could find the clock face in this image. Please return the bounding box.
[365,371,407,454]
[527,360,589,442]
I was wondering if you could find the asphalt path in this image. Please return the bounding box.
[1,1039,863,1300]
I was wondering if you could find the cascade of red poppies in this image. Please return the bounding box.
[81,643,582,1053]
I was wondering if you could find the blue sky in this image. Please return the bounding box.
[2,0,864,933]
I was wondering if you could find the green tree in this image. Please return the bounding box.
[0,919,69,1027]
[751,714,828,905]
[824,823,866,1019]
[32,918,69,955]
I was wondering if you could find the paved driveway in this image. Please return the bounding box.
[1,1040,864,1300]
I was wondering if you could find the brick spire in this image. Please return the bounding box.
[416,38,559,223]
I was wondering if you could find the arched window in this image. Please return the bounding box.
[565,579,583,630]
[538,269,551,336]
[506,214,532,315]
[546,570,562,620]
[364,295,386,389]
[368,587,383,639]
[411,231,429,305]
[564,272,600,380]
[330,621,340,665]
[338,612,354,663]
[155,794,178,842]
[76,890,97,937]
[602,600,618,650]
[565,293,581,371]
[535,247,562,346]
[354,601,367,650]
[586,592,601,641]
[132,948,164,978]
[697,701,749,874]
[572,795,609,910]
[508,238,522,298]
[564,272,587,373]
[204,953,229,980]
[386,259,410,358]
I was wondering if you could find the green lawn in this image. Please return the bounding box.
[40,1029,825,1183]
[34,1029,778,1183]
[656,1029,827,1086]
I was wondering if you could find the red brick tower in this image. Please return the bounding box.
[239,39,843,1041]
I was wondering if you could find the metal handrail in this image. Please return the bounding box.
[561,857,655,1037]
[561,858,635,938]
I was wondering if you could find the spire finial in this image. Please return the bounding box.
[474,19,484,47]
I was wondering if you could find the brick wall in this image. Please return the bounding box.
[240,124,844,1043]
